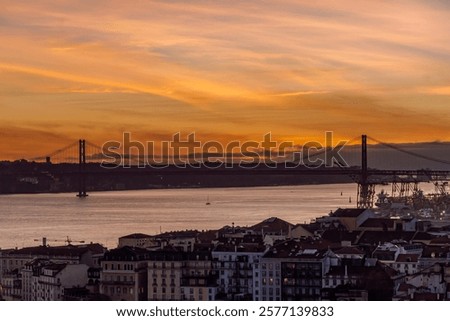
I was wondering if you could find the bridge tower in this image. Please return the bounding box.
[357,135,375,208]
[77,139,88,197]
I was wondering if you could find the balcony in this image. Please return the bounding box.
[38,280,61,286]
[101,280,135,286]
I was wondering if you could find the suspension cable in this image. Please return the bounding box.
[368,136,450,166]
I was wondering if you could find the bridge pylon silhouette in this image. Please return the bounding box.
[357,135,375,208]
[77,139,88,198]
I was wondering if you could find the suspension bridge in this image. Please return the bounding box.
[12,135,450,208]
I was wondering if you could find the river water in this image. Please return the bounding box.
[0,184,358,249]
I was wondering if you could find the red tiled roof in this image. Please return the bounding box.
[429,236,450,244]
[395,254,420,263]
[6,243,105,257]
[397,283,415,292]
[250,217,294,234]
[334,247,365,255]
[331,208,367,218]
[119,233,152,239]
[360,218,394,228]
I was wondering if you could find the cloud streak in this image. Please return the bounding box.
[0,0,449,158]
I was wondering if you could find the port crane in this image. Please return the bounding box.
[34,236,85,246]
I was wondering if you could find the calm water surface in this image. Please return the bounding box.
[0,184,358,249]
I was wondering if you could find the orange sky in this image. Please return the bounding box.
[1,0,449,160]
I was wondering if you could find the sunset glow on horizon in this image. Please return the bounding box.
[1,0,450,159]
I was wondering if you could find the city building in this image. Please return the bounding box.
[329,208,375,231]
[100,247,149,300]
[1,269,21,301]
[212,243,266,300]
[118,233,156,249]
[257,239,332,301]
[22,260,89,301]
[147,249,218,301]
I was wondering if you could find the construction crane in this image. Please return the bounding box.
[34,236,85,247]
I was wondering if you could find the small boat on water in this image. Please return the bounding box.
[206,196,211,205]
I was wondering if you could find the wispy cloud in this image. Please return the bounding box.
[0,0,449,158]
